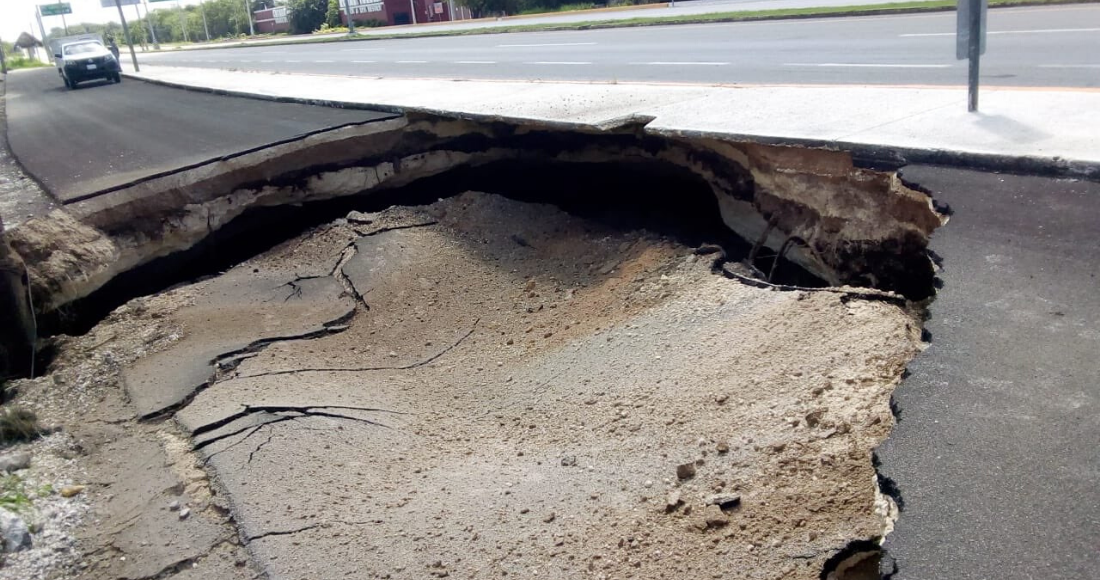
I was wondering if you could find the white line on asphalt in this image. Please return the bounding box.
[397,60,429,63]
[901,27,1100,37]
[528,61,592,65]
[260,60,275,63]
[286,60,302,63]
[313,60,335,63]
[352,60,376,64]
[341,48,382,51]
[784,63,952,68]
[630,61,729,66]
[498,42,597,47]
[1037,64,1100,68]
[454,60,497,64]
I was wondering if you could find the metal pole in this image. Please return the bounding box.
[1,35,8,75]
[967,0,980,112]
[409,0,417,24]
[243,0,255,35]
[115,0,140,71]
[199,0,210,41]
[61,13,69,35]
[176,0,189,42]
[142,0,160,50]
[342,0,356,33]
[447,0,454,21]
[36,7,51,62]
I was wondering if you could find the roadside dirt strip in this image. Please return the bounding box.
[10,192,922,579]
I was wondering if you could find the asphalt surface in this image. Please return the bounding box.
[140,6,1100,87]
[879,166,1100,579]
[3,68,394,202]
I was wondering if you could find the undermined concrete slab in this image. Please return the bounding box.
[2,112,945,321]
[149,193,922,579]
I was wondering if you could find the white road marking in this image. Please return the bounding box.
[341,48,382,51]
[1037,64,1100,68]
[352,60,376,64]
[528,61,592,65]
[286,60,302,63]
[631,61,728,66]
[498,42,597,47]
[397,60,429,63]
[259,60,275,63]
[784,63,952,68]
[313,60,335,63]
[454,60,497,64]
[902,27,1100,37]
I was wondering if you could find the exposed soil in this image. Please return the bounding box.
[2,191,922,580]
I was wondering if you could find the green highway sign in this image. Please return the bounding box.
[39,3,72,16]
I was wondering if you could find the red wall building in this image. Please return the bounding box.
[254,6,291,34]
[341,0,453,27]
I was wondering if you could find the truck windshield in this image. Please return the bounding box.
[64,43,100,56]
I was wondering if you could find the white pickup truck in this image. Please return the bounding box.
[49,34,121,89]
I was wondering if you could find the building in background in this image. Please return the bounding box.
[341,0,455,27]
[254,5,291,33]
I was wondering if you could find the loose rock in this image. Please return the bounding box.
[676,462,697,480]
[59,484,85,498]
[0,508,32,552]
[665,491,683,512]
[178,507,191,520]
[0,452,31,473]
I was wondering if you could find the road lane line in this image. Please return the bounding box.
[498,42,596,47]
[528,61,592,65]
[902,27,1100,37]
[352,60,376,64]
[784,63,952,68]
[286,60,302,63]
[630,61,728,66]
[313,60,335,63]
[397,60,429,63]
[454,60,497,64]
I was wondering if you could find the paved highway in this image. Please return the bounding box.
[4,69,392,201]
[141,6,1100,87]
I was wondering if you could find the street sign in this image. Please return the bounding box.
[101,0,141,7]
[956,0,987,59]
[39,3,73,16]
[957,0,987,112]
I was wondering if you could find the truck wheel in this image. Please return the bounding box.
[113,73,122,83]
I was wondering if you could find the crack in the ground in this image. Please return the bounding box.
[351,220,439,238]
[192,404,403,447]
[236,317,481,379]
[246,519,374,542]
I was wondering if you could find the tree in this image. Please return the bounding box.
[287,0,327,33]
[325,0,341,28]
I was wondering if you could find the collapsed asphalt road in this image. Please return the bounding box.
[3,68,394,202]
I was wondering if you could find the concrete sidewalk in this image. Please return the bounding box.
[126,66,1100,177]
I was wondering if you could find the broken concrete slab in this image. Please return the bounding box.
[155,193,922,580]
[121,268,355,418]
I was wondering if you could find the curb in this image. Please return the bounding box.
[121,71,1100,182]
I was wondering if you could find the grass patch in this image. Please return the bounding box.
[0,407,45,445]
[0,474,32,513]
[158,0,1094,52]
[519,2,598,14]
[2,56,50,71]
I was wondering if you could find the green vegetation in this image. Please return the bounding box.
[0,407,44,446]
[2,55,50,70]
[0,474,32,513]
[518,2,599,15]
[288,0,329,34]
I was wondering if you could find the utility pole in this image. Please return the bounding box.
[409,0,417,24]
[1,35,8,75]
[142,0,160,49]
[342,0,356,33]
[176,0,189,42]
[199,0,210,41]
[114,0,140,71]
[243,0,255,35]
[35,7,50,61]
